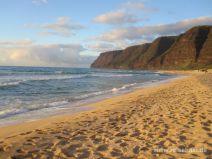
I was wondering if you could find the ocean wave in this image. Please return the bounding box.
[0,81,21,87]
[0,74,88,87]
[90,73,133,77]
[43,100,69,107]
[75,83,137,100]
[120,83,137,89]
[0,73,135,87]
[0,108,28,119]
[74,90,110,100]
[0,99,70,119]
[27,100,70,111]
[112,83,137,92]
[54,71,64,74]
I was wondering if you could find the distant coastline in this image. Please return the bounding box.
[91,25,212,70]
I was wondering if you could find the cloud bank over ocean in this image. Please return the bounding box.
[0,0,211,67]
[0,42,95,67]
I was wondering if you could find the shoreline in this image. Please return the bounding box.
[0,72,180,128]
[0,74,182,133]
[0,70,211,158]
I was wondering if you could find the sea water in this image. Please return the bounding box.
[0,66,178,126]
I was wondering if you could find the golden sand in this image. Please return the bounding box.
[0,71,211,159]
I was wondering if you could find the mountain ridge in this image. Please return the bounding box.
[91,25,212,70]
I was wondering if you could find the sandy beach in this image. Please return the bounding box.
[0,71,211,159]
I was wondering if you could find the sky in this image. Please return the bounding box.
[0,0,212,67]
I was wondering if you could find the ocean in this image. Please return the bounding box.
[0,66,178,126]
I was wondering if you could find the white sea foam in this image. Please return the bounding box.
[0,108,28,118]
[54,71,64,74]
[0,81,21,87]
[0,100,70,119]
[75,90,110,100]
[0,74,87,87]
[75,83,137,100]
[112,88,118,92]
[121,83,137,89]
[90,73,133,77]
[43,100,69,107]
[0,72,136,87]
[112,83,137,92]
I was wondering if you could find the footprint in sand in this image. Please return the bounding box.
[179,135,187,142]
[120,142,128,147]
[16,148,26,153]
[57,139,69,146]
[96,144,108,151]
[133,146,140,154]
[203,149,212,158]
[19,131,32,136]
[40,142,54,149]
[72,135,87,141]
[202,126,211,132]
[207,133,212,137]
[11,154,30,159]
[130,130,141,138]
[76,148,91,159]
[61,143,82,157]
[140,146,149,151]
[110,148,123,157]
[201,121,211,132]
[115,131,128,137]
[199,114,206,119]
[0,145,6,152]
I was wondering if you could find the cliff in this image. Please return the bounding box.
[90,50,123,68]
[91,26,212,70]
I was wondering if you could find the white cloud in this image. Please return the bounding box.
[0,42,94,67]
[122,1,158,12]
[94,10,139,25]
[32,0,48,5]
[27,17,84,37]
[0,39,35,47]
[96,16,212,42]
[88,16,212,53]
[93,1,155,25]
[123,1,145,10]
[87,43,116,52]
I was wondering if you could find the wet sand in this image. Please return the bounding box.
[0,71,211,159]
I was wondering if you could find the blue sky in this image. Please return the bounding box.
[0,0,212,67]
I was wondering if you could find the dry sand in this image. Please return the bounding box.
[0,71,211,159]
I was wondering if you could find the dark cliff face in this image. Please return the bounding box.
[156,26,211,69]
[198,27,212,66]
[91,26,212,70]
[133,36,177,69]
[90,50,123,68]
[91,44,150,69]
[116,44,150,69]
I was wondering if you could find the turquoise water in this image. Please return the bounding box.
[0,66,177,126]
